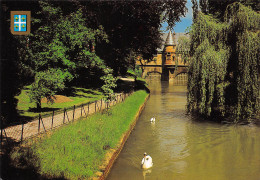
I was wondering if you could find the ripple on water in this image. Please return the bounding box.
[107,83,260,180]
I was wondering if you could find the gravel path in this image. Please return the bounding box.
[2,93,128,143]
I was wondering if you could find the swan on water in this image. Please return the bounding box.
[150,117,155,122]
[141,152,153,169]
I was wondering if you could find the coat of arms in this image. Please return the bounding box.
[11,11,31,35]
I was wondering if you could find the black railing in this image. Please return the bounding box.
[1,92,133,144]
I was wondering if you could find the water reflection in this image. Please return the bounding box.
[142,169,152,180]
[107,80,260,180]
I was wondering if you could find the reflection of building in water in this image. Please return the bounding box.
[157,119,189,174]
[157,84,189,174]
[136,30,189,84]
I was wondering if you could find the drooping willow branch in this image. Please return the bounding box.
[186,2,259,123]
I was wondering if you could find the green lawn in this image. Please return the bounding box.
[16,87,104,118]
[11,90,149,179]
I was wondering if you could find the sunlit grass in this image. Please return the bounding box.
[12,90,148,179]
[16,87,104,118]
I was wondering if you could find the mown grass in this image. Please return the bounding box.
[11,90,149,179]
[16,87,104,118]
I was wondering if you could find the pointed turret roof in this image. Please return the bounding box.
[165,30,175,46]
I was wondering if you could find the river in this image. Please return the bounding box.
[107,81,260,180]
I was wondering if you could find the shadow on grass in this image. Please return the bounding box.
[28,107,60,113]
[1,138,66,180]
[114,78,150,94]
[135,79,150,92]
[1,138,43,180]
[115,79,135,93]
[3,87,102,128]
[61,87,101,98]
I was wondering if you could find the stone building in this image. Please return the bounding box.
[136,30,189,84]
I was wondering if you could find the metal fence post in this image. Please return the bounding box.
[65,108,69,122]
[38,114,41,134]
[51,110,54,129]
[113,96,115,105]
[21,123,24,142]
[3,129,9,144]
[95,101,97,112]
[40,116,46,132]
[73,105,75,121]
[63,108,66,124]
[88,103,90,116]
[81,104,83,117]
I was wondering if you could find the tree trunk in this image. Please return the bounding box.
[36,99,41,111]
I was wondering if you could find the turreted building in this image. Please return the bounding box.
[136,30,189,83]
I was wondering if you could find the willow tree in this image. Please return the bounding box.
[186,2,259,123]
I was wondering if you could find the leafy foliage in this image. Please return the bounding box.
[82,1,188,75]
[28,69,70,109]
[200,0,260,19]
[187,39,230,116]
[100,68,117,101]
[224,3,260,121]
[187,2,259,123]
[176,36,191,64]
[0,1,41,124]
[17,1,111,108]
[1,0,187,123]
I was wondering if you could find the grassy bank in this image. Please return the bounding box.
[11,90,149,179]
[16,86,104,118]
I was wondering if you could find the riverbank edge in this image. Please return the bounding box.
[4,90,149,179]
[94,93,150,180]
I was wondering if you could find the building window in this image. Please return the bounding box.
[166,52,171,61]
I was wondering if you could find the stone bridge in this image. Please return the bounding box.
[137,30,189,85]
[141,65,188,85]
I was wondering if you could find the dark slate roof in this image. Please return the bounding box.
[165,30,175,46]
[157,32,189,52]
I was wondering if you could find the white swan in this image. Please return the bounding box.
[141,152,153,169]
[150,117,155,122]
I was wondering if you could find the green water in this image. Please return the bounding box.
[107,81,260,180]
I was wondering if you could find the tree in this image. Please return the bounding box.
[28,69,67,110]
[1,0,41,124]
[191,0,199,20]
[200,0,260,20]
[81,1,188,75]
[17,1,114,109]
[1,0,188,122]
[186,2,259,123]
[176,36,191,65]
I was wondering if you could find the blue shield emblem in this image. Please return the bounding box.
[14,15,27,32]
[11,11,31,35]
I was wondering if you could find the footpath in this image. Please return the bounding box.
[2,93,129,143]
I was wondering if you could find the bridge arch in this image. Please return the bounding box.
[172,72,188,85]
[142,66,162,78]
[174,66,188,78]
